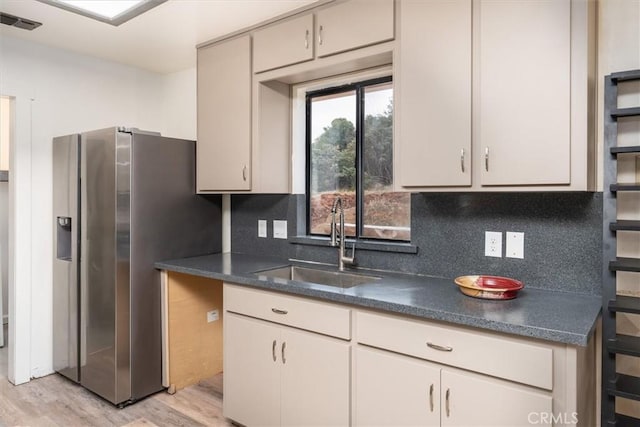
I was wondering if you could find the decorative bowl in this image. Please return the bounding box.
[454,275,524,300]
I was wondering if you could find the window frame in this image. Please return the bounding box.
[305,75,407,242]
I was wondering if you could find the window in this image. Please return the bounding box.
[306,77,410,242]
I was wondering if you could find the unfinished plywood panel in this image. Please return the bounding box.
[167,271,223,391]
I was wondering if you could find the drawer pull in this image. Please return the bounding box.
[318,25,324,45]
[281,342,286,364]
[272,340,277,362]
[460,148,465,173]
[427,342,453,352]
[445,388,451,417]
[242,165,248,181]
[271,308,288,315]
[305,29,309,49]
[429,384,434,412]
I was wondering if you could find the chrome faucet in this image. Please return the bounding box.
[330,197,355,271]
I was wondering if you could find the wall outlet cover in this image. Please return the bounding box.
[207,309,219,323]
[273,220,287,239]
[506,232,525,259]
[258,220,267,238]
[484,231,503,257]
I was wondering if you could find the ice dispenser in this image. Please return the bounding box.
[56,216,72,261]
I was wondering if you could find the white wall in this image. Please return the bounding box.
[0,35,197,383]
[162,67,197,141]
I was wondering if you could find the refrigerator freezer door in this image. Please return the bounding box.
[80,128,132,405]
[52,134,80,382]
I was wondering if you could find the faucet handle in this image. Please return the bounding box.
[343,242,356,265]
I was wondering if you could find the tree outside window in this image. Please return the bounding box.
[307,77,410,241]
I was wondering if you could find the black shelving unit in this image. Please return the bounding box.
[602,69,640,426]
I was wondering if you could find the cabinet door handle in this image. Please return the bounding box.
[242,165,248,181]
[429,384,434,412]
[272,339,277,362]
[271,308,288,315]
[445,388,451,417]
[281,342,286,364]
[305,29,309,49]
[318,25,323,45]
[460,148,465,173]
[484,147,489,172]
[427,342,453,352]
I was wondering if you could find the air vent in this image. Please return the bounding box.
[0,12,42,31]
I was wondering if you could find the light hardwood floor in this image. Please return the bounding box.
[0,325,233,427]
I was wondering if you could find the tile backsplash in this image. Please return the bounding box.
[231,192,602,296]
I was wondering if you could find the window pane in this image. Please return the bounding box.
[362,82,411,241]
[309,91,357,237]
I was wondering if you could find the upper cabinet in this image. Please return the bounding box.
[198,35,291,193]
[396,0,595,191]
[253,0,395,75]
[316,0,395,58]
[197,35,251,192]
[196,0,595,193]
[253,14,314,73]
[396,0,472,188]
[477,0,571,187]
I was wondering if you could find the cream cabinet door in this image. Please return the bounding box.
[280,327,351,427]
[477,0,571,186]
[316,0,394,57]
[397,0,472,187]
[441,368,552,427]
[355,346,441,427]
[197,35,252,192]
[253,14,314,73]
[223,313,281,427]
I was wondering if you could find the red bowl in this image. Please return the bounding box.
[454,275,524,300]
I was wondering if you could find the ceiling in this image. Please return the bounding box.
[0,0,318,74]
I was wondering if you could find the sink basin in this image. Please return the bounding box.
[254,265,380,288]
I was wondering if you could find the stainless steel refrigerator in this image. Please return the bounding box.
[52,127,221,406]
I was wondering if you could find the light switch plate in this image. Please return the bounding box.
[485,231,502,257]
[273,220,287,239]
[258,220,267,238]
[506,232,524,259]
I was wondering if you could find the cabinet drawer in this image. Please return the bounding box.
[356,311,553,390]
[224,283,351,339]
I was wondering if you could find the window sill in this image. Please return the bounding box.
[289,235,418,254]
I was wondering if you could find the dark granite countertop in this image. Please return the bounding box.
[155,252,601,346]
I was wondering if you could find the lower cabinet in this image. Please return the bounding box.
[222,283,595,427]
[355,346,552,427]
[440,368,552,427]
[223,311,350,427]
[355,345,441,426]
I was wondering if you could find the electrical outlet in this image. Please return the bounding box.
[258,220,267,238]
[207,309,219,323]
[506,232,524,259]
[485,231,502,257]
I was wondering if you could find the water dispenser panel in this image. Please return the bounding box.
[57,216,72,261]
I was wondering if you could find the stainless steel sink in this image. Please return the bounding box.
[254,265,380,288]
